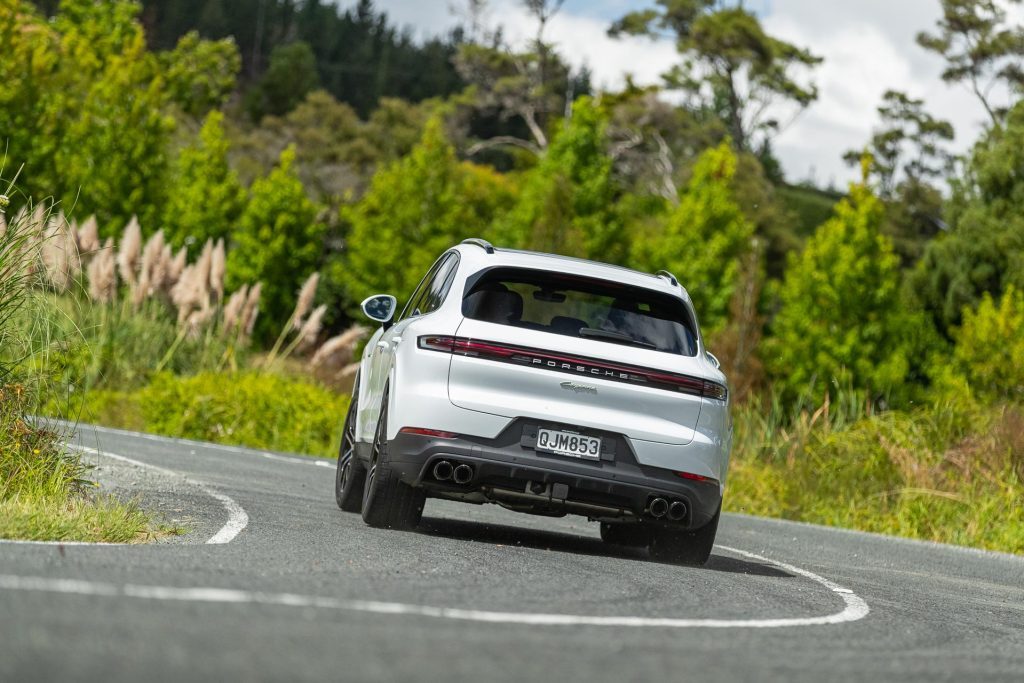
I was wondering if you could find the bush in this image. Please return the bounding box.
[138,371,348,457]
[765,179,919,405]
[952,286,1024,402]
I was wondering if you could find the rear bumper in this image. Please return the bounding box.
[387,419,722,529]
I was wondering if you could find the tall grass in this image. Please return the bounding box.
[0,189,151,542]
[726,388,1024,553]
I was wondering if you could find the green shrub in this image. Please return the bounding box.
[952,286,1024,401]
[765,179,920,405]
[138,371,348,457]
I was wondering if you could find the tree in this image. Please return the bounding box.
[163,111,246,252]
[610,0,822,152]
[912,100,1024,335]
[917,0,1024,125]
[844,90,955,263]
[496,97,625,262]
[226,146,324,340]
[843,90,954,198]
[952,286,1024,401]
[52,0,174,232]
[160,30,241,119]
[766,172,915,404]
[630,143,754,334]
[335,116,516,313]
[245,41,319,121]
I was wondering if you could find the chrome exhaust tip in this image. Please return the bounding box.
[452,463,474,485]
[668,501,687,521]
[432,460,454,481]
[648,498,669,518]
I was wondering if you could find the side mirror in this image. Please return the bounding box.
[361,294,397,328]
[706,352,721,369]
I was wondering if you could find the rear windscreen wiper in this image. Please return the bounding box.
[578,328,656,349]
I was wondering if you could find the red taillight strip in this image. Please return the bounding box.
[419,335,727,400]
[675,470,717,484]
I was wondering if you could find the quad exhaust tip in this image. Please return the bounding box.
[453,463,474,485]
[648,498,669,518]
[433,460,454,481]
[668,501,687,521]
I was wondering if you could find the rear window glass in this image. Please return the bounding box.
[462,267,698,356]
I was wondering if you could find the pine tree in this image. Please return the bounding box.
[164,111,246,252]
[766,170,915,403]
[226,146,324,339]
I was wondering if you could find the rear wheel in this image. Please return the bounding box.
[599,522,651,548]
[335,381,365,512]
[648,506,720,566]
[361,391,425,530]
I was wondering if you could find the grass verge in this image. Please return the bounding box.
[726,394,1024,554]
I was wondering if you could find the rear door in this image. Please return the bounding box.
[446,268,708,445]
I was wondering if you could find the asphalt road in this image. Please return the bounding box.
[2,424,1023,682]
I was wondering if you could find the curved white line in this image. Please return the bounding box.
[72,445,249,545]
[0,545,868,628]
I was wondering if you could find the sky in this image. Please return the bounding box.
[357,0,1022,187]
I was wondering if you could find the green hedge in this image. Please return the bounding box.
[139,371,348,457]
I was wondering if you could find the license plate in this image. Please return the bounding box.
[536,429,601,460]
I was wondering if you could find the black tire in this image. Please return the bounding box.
[599,522,651,548]
[361,391,425,530]
[648,505,720,566]
[335,381,366,512]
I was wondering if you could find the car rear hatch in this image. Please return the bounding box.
[432,267,720,445]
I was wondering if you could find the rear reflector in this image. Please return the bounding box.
[418,335,728,400]
[399,427,458,439]
[675,471,716,483]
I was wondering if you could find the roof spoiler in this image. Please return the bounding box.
[461,238,495,254]
[655,270,678,286]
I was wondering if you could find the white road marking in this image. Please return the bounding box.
[43,419,332,468]
[0,545,869,629]
[72,445,249,545]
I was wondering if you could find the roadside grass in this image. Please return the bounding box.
[726,392,1024,554]
[0,200,158,543]
[77,370,349,458]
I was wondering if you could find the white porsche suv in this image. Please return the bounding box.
[335,239,731,565]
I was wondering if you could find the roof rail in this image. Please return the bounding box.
[655,270,679,286]
[461,238,495,254]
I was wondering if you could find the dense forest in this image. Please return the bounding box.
[3,0,1024,548]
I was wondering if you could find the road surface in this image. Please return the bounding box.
[1,424,1022,682]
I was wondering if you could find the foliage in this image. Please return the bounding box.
[496,97,624,261]
[917,0,1024,124]
[0,182,152,543]
[163,111,246,251]
[336,116,516,310]
[913,100,1024,335]
[160,30,241,119]
[952,286,1024,401]
[245,41,319,122]
[844,90,954,197]
[610,0,822,151]
[139,0,465,118]
[138,371,348,457]
[845,90,954,263]
[727,392,1024,554]
[631,143,754,334]
[227,146,324,340]
[766,176,917,403]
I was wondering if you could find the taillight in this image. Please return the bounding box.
[418,335,728,401]
[675,471,716,484]
[399,427,458,439]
